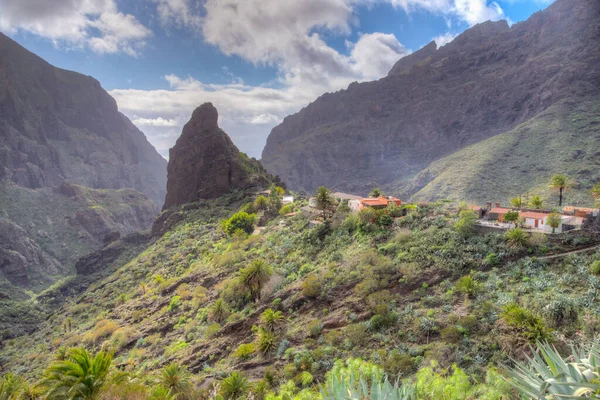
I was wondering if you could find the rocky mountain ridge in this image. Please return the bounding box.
[0,32,167,207]
[163,103,280,210]
[261,0,600,196]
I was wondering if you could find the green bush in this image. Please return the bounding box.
[590,260,600,275]
[454,275,481,298]
[222,212,257,236]
[233,343,255,361]
[501,303,553,343]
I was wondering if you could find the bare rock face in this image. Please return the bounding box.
[163,103,279,209]
[0,33,167,207]
[261,0,600,194]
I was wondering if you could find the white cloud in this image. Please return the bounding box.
[432,32,458,47]
[0,0,151,55]
[132,116,179,127]
[383,0,505,26]
[250,113,281,125]
[155,0,202,29]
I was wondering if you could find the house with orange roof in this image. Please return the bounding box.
[350,196,402,213]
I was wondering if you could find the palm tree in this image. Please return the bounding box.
[369,188,383,197]
[238,260,273,301]
[42,347,113,400]
[528,195,544,209]
[505,227,528,248]
[158,363,192,399]
[209,298,230,323]
[260,308,285,332]
[0,373,24,400]
[549,174,572,207]
[315,186,333,219]
[219,372,252,399]
[510,197,523,209]
[546,213,562,233]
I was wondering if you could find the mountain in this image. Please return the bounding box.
[261,0,600,199]
[403,100,600,205]
[163,103,280,210]
[0,32,167,207]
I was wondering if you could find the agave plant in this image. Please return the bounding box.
[320,372,416,400]
[506,340,600,398]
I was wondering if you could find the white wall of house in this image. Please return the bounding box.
[349,200,362,213]
[282,195,294,204]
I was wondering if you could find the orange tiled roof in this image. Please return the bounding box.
[360,196,402,207]
[564,206,599,213]
[489,207,512,214]
[520,211,550,220]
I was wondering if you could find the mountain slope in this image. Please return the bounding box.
[261,0,600,196]
[0,32,167,207]
[163,103,281,209]
[402,100,600,205]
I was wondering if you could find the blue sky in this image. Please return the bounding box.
[1,0,553,158]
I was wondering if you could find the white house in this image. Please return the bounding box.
[282,195,294,205]
[520,211,570,233]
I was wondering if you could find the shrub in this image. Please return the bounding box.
[168,296,181,312]
[454,275,481,298]
[279,205,293,216]
[84,319,118,343]
[590,260,600,275]
[504,210,520,225]
[454,209,478,236]
[256,327,277,355]
[307,319,322,338]
[345,324,368,346]
[233,343,255,361]
[222,212,257,236]
[483,252,500,267]
[301,274,321,298]
[501,303,553,343]
[204,323,221,338]
[441,326,462,344]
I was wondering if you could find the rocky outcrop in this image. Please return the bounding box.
[0,33,167,207]
[163,103,280,209]
[0,218,62,287]
[261,0,600,194]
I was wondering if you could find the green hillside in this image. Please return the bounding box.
[398,100,600,207]
[2,191,600,398]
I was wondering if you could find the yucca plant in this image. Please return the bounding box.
[260,308,285,332]
[506,341,600,398]
[256,327,278,355]
[219,371,252,399]
[320,372,416,400]
[238,260,273,301]
[506,227,528,248]
[158,363,192,399]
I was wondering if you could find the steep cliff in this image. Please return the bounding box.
[261,0,600,195]
[163,103,280,209]
[0,33,167,207]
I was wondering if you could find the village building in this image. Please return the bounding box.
[350,196,402,213]
[282,195,294,204]
[487,206,512,222]
[333,192,362,201]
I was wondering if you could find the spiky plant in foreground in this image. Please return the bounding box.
[320,373,416,400]
[506,340,600,399]
[0,373,24,400]
[158,363,192,399]
[219,372,252,399]
[42,347,113,400]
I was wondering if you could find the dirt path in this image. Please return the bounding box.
[538,244,600,260]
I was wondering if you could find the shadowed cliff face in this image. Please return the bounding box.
[261,0,600,194]
[0,33,167,207]
[163,103,280,209]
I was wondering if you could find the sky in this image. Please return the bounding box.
[0,0,554,159]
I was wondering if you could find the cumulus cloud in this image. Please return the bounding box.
[0,0,151,55]
[432,32,458,47]
[113,0,506,157]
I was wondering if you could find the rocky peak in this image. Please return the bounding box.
[388,41,437,77]
[162,103,280,210]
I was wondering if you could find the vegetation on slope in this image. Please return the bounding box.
[401,100,600,206]
[1,189,600,398]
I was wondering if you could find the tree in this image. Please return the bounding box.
[220,372,252,399]
[528,195,544,209]
[315,186,334,219]
[222,212,257,236]
[42,347,113,400]
[504,210,520,226]
[254,196,269,211]
[549,174,572,207]
[546,213,562,233]
[369,188,383,197]
[209,298,230,323]
[510,197,523,208]
[238,260,273,301]
[158,363,192,400]
[454,209,478,236]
